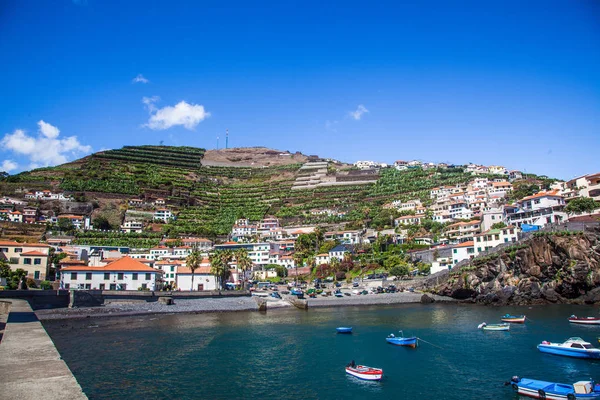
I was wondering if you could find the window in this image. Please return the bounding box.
[65,283,70,289]
[145,273,151,280]
[99,283,105,290]
[117,273,124,280]
[477,247,482,252]
[494,235,500,240]
[132,273,138,280]
[0,247,8,252]
[9,257,18,264]
[71,272,78,280]
[85,284,91,289]
[453,249,457,254]
[34,271,40,279]
[504,238,508,243]
[109,284,117,290]
[104,273,110,280]
[23,258,32,265]
[34,258,41,265]
[86,273,92,280]
[534,199,541,204]
[14,248,22,253]
[170,266,175,272]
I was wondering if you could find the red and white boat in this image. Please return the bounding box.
[568,315,600,325]
[345,363,383,381]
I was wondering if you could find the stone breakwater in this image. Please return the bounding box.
[35,292,456,320]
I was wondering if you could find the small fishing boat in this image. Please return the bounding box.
[345,362,383,381]
[478,322,510,331]
[501,314,526,323]
[336,327,353,334]
[538,337,600,359]
[507,375,600,399]
[569,315,600,325]
[386,331,418,348]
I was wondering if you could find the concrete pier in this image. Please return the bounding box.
[0,299,87,399]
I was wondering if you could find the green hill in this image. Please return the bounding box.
[0,145,552,239]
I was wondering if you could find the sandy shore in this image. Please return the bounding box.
[35,291,456,321]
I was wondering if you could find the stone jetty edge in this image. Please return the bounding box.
[34,292,457,321]
[0,299,88,400]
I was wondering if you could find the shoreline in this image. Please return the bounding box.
[35,292,457,321]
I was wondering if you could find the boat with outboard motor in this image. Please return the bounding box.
[506,375,600,399]
[386,331,418,348]
[538,337,600,359]
[345,361,383,381]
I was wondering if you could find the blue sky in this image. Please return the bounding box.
[0,0,598,179]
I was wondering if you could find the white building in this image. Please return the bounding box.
[565,173,600,201]
[214,242,274,269]
[154,209,174,223]
[451,241,475,265]
[354,160,378,170]
[176,258,217,291]
[481,208,504,231]
[488,165,508,175]
[324,230,361,244]
[329,244,353,261]
[315,253,330,265]
[445,220,481,243]
[473,226,519,256]
[505,190,567,228]
[60,256,162,290]
[121,220,143,233]
[394,215,422,226]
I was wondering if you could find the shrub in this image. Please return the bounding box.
[26,278,37,288]
[40,281,53,290]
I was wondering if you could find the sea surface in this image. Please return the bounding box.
[43,304,600,400]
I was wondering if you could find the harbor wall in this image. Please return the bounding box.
[0,299,87,399]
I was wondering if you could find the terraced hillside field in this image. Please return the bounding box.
[0,146,526,238]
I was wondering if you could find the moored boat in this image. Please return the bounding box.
[345,362,383,381]
[569,315,600,325]
[386,331,418,348]
[506,375,600,399]
[336,327,353,334]
[538,337,600,359]
[478,322,510,331]
[501,314,526,323]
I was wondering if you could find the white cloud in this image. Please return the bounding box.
[349,104,369,120]
[143,99,211,130]
[132,74,149,84]
[325,120,339,132]
[38,120,60,138]
[1,160,18,172]
[142,96,160,112]
[1,122,92,168]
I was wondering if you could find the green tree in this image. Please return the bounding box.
[92,216,114,230]
[389,264,410,280]
[209,252,226,290]
[235,248,253,289]
[186,250,201,291]
[491,222,507,229]
[0,260,11,280]
[57,218,76,234]
[384,254,405,270]
[565,197,599,215]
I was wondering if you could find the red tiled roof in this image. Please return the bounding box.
[521,190,561,201]
[61,256,158,272]
[20,251,48,256]
[177,265,211,274]
[0,240,50,248]
[454,241,474,248]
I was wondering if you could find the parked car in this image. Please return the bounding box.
[270,292,282,299]
[291,288,303,296]
[335,282,342,288]
[352,282,359,288]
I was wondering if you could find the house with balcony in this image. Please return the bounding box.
[214,242,275,269]
[315,253,330,265]
[505,190,567,228]
[394,215,422,226]
[329,244,353,261]
[155,259,182,287]
[445,220,481,243]
[22,207,38,223]
[154,209,174,223]
[121,220,143,233]
[60,256,162,290]
[324,230,361,244]
[565,173,600,201]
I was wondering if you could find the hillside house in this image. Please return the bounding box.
[473,226,519,256]
[154,209,173,223]
[394,215,422,226]
[176,259,217,291]
[505,190,567,228]
[0,240,51,280]
[329,244,353,261]
[451,241,475,265]
[565,173,600,201]
[121,220,143,233]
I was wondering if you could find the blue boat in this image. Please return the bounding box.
[386,331,418,348]
[538,337,600,359]
[336,327,353,334]
[507,376,600,399]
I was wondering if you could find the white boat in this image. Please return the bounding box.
[538,337,600,359]
[478,322,510,331]
[345,362,383,381]
[568,315,600,325]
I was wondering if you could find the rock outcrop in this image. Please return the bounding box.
[425,228,600,305]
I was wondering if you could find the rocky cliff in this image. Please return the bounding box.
[425,228,600,305]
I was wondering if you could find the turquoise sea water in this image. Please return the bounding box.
[43,304,600,399]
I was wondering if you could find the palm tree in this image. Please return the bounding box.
[186,250,201,291]
[330,257,341,281]
[235,248,253,290]
[292,251,304,285]
[218,250,234,288]
[209,252,225,290]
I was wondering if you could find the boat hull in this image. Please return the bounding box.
[386,337,418,348]
[569,318,600,325]
[511,378,600,399]
[502,317,526,323]
[345,366,382,381]
[336,327,353,334]
[483,324,510,331]
[538,345,600,359]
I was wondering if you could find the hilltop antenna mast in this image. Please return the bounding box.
[217,136,219,150]
[226,129,229,149]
